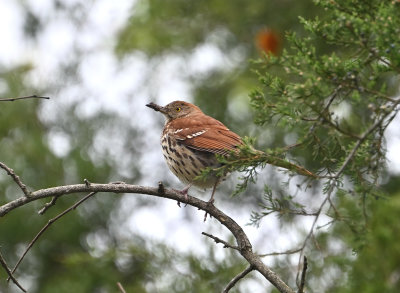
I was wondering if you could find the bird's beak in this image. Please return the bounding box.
[146,102,167,115]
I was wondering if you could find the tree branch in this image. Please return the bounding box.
[37,196,60,215]
[202,232,239,250]
[0,95,49,102]
[0,250,26,292]
[117,282,127,293]
[297,256,308,293]
[222,265,254,293]
[8,192,97,278]
[0,182,295,293]
[296,98,400,282]
[0,162,31,196]
[259,248,302,257]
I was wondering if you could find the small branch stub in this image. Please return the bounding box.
[158,181,165,195]
[202,232,239,251]
[84,179,91,187]
[37,196,59,215]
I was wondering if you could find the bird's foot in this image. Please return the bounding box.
[203,199,215,222]
[173,185,191,207]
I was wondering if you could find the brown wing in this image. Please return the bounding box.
[167,113,242,155]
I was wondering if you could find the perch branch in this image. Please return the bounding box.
[0,182,295,293]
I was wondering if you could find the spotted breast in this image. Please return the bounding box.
[161,126,223,189]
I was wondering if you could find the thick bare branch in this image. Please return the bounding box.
[0,182,295,293]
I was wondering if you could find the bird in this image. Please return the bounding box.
[146,100,316,204]
[146,100,242,203]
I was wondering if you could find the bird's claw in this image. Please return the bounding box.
[173,188,189,207]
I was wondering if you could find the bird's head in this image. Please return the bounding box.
[146,100,202,120]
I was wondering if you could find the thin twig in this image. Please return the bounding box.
[0,162,30,196]
[281,142,304,151]
[202,232,240,251]
[327,196,341,219]
[311,232,321,251]
[0,250,26,292]
[297,256,308,293]
[296,187,332,283]
[0,95,50,102]
[38,196,59,215]
[222,265,254,293]
[323,86,341,112]
[336,101,400,177]
[117,282,127,293]
[8,192,97,279]
[303,106,361,140]
[259,248,302,257]
[39,178,94,215]
[316,219,335,230]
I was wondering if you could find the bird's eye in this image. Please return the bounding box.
[176,107,181,112]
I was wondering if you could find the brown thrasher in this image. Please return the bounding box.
[146,100,316,203]
[146,100,242,203]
